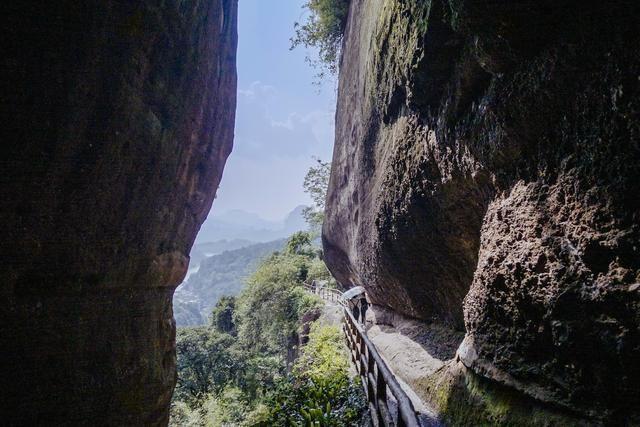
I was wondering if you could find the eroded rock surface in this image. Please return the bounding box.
[324,0,639,421]
[0,1,237,424]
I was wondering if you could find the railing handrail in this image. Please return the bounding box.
[343,307,421,427]
[302,283,345,304]
[302,283,422,427]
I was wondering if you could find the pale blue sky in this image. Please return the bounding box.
[211,0,337,221]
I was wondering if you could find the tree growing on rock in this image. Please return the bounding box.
[302,157,331,233]
[291,0,350,82]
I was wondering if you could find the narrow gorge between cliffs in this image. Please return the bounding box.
[1,0,639,426]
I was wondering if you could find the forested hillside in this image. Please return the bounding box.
[174,239,286,326]
[170,232,365,426]
[188,239,255,273]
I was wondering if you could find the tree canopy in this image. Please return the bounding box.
[170,232,361,426]
[302,158,331,233]
[291,0,351,82]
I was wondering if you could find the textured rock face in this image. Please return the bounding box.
[323,0,493,328]
[324,0,639,420]
[0,1,237,424]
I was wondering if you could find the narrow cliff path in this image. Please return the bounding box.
[367,325,442,418]
[357,304,463,426]
[366,322,451,426]
[307,287,444,426]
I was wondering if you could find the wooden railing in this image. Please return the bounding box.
[303,284,422,427]
[343,307,421,427]
[303,283,344,304]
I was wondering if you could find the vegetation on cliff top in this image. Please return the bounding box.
[291,0,350,80]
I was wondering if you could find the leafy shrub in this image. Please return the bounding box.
[169,399,205,427]
[295,323,349,379]
[174,328,240,403]
[291,0,351,80]
[258,325,367,426]
[203,387,250,427]
[170,388,254,427]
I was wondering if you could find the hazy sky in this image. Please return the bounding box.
[210,0,337,221]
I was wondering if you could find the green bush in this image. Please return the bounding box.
[169,399,205,427]
[295,323,349,380]
[203,387,250,427]
[174,327,240,404]
[291,0,351,80]
[258,325,367,426]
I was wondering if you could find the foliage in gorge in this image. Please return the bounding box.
[170,232,362,426]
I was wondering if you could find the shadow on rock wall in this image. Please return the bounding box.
[323,0,640,422]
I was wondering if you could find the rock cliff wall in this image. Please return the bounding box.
[0,1,237,424]
[324,0,639,422]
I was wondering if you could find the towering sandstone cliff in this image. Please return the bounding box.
[324,0,639,423]
[1,1,237,424]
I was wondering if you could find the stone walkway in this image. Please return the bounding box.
[309,292,454,426]
[365,305,464,426]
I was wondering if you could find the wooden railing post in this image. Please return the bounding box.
[359,333,366,378]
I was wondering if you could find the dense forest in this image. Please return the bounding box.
[169,156,368,425]
[169,232,366,426]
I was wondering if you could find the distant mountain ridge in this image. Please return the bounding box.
[188,239,255,272]
[194,205,308,244]
[209,209,280,229]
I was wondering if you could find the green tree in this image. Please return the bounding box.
[291,0,351,81]
[302,158,331,232]
[210,296,236,335]
[174,328,239,403]
[286,231,315,257]
[235,251,320,356]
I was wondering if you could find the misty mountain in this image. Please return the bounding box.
[283,205,307,232]
[194,205,308,244]
[209,209,280,229]
[189,239,255,269]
